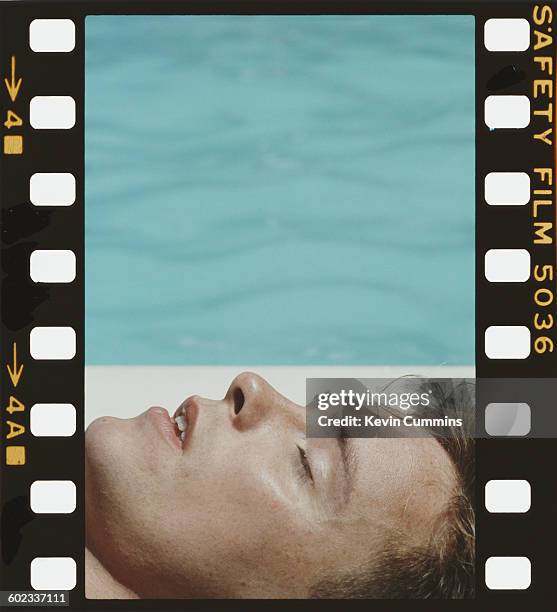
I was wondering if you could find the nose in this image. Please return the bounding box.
[224,371,302,431]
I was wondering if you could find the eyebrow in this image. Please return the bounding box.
[336,435,358,507]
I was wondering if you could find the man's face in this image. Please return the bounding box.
[85,372,456,599]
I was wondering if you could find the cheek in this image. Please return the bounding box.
[191,461,319,596]
[221,453,284,507]
[182,455,285,544]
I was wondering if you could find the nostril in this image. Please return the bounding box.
[233,387,245,415]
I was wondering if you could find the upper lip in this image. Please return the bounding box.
[172,397,198,448]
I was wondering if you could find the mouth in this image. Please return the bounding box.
[146,406,183,452]
[171,398,199,449]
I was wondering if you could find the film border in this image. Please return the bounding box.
[0,1,556,610]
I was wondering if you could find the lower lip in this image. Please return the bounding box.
[146,406,182,452]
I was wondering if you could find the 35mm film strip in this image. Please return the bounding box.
[1,0,556,609]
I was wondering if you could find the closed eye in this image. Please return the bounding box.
[297,445,314,483]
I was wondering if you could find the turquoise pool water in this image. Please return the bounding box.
[85,15,475,366]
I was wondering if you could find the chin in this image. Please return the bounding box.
[86,416,130,478]
[85,414,169,528]
[85,417,137,526]
[86,417,141,567]
[85,413,187,590]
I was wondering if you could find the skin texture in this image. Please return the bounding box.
[85,372,456,599]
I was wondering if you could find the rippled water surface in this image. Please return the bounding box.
[85,15,474,365]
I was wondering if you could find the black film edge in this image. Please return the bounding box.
[0,1,556,610]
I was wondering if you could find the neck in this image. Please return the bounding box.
[85,548,138,599]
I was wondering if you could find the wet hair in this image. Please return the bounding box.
[310,379,475,599]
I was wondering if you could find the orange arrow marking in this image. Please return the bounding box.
[7,342,23,387]
[4,56,22,102]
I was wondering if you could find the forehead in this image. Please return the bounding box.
[348,437,456,535]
